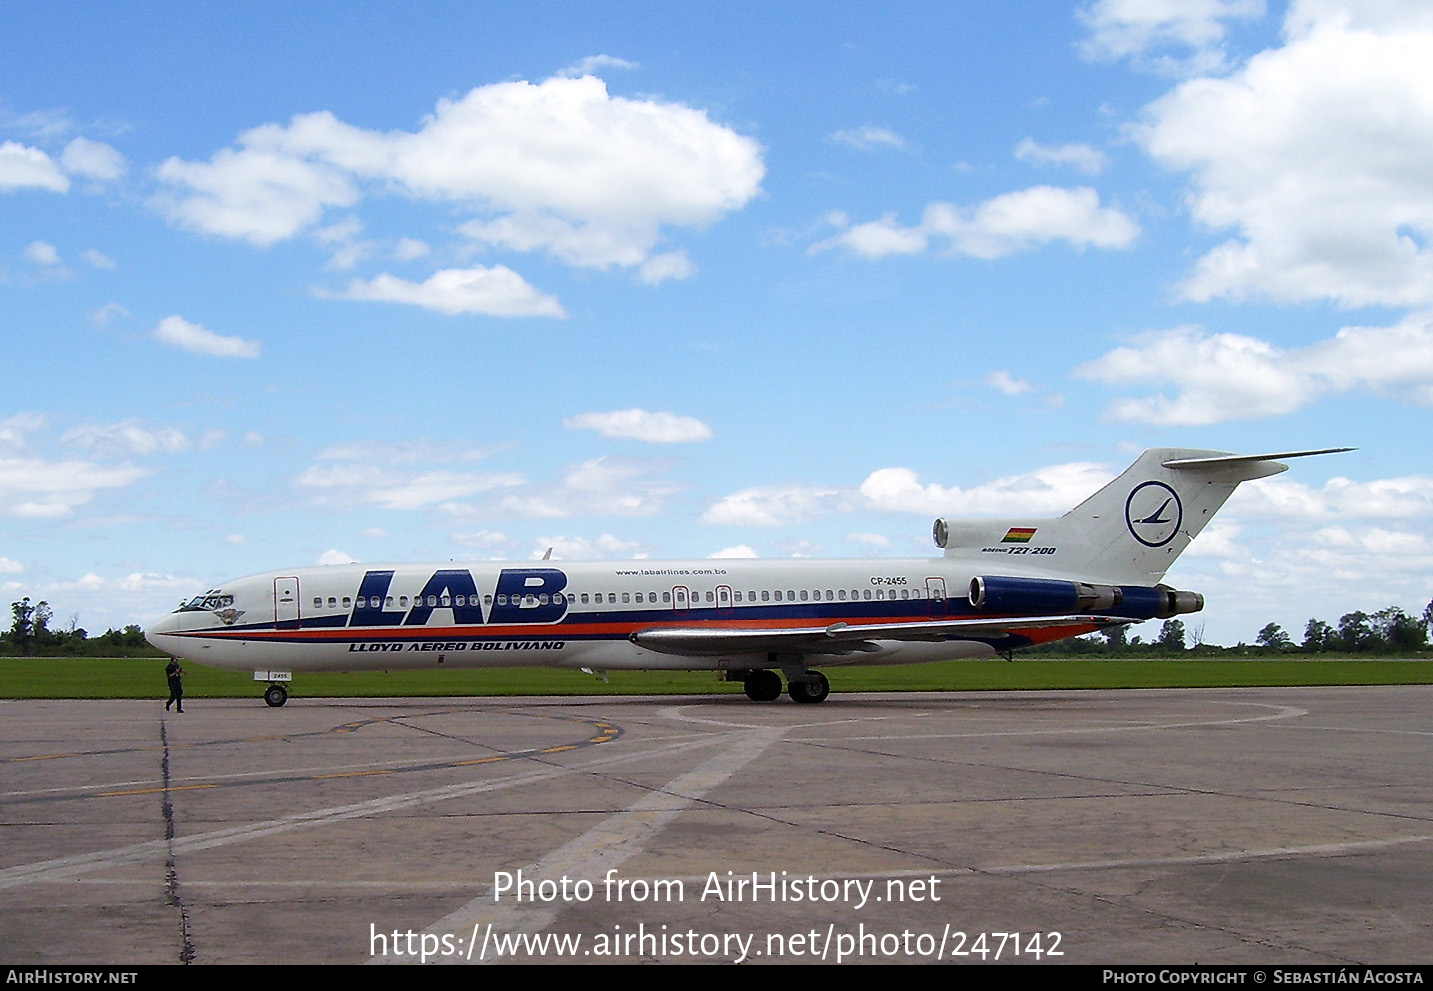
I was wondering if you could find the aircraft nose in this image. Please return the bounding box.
[146,612,182,653]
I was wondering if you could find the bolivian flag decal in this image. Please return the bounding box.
[1001,527,1037,543]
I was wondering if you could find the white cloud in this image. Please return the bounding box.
[1137,2,1433,306]
[1234,473,1433,521]
[700,483,853,527]
[0,456,150,518]
[156,75,763,280]
[1078,0,1267,75]
[830,126,912,153]
[81,249,115,270]
[984,370,1035,395]
[153,315,261,359]
[61,421,190,456]
[295,462,523,512]
[814,186,1139,260]
[637,250,696,284]
[858,462,1114,516]
[1076,312,1433,424]
[559,55,640,78]
[701,460,1117,527]
[709,544,759,558]
[316,549,358,566]
[0,141,69,192]
[563,409,713,443]
[331,266,565,317]
[818,213,927,258]
[23,241,60,266]
[533,533,646,559]
[155,145,358,246]
[0,557,23,573]
[496,457,680,519]
[1014,138,1109,174]
[0,413,45,451]
[91,302,131,326]
[450,529,511,552]
[60,137,127,181]
[394,237,430,260]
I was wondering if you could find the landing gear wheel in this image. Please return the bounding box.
[787,671,830,704]
[263,684,289,708]
[743,669,783,702]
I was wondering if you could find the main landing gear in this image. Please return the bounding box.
[742,669,783,701]
[738,660,830,704]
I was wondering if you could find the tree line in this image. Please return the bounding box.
[1035,601,1433,656]
[4,597,155,657]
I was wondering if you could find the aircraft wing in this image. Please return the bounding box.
[629,615,1135,657]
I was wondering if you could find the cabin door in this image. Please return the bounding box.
[925,577,947,617]
[274,576,301,628]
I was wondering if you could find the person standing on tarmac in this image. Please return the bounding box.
[165,657,184,713]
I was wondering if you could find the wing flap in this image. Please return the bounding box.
[629,615,1135,657]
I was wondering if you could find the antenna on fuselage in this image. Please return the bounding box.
[542,547,554,560]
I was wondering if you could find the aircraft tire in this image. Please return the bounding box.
[263,684,289,708]
[743,669,783,702]
[787,671,830,704]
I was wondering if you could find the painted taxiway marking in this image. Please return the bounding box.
[0,734,729,891]
[389,725,788,965]
[1,709,624,804]
[799,702,1309,742]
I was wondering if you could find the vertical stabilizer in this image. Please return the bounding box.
[936,447,1350,586]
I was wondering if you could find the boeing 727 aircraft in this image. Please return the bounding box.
[147,447,1348,706]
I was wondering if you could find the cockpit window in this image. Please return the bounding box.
[177,591,234,612]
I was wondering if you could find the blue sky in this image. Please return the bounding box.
[3,0,1432,646]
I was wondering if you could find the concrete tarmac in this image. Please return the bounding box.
[2,686,1430,965]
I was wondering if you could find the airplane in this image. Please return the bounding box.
[146,446,1349,707]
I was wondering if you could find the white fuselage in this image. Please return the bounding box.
[145,557,1073,674]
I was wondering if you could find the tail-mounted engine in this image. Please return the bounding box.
[969,575,1203,620]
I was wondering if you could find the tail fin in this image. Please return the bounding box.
[934,447,1350,586]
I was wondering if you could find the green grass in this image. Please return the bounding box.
[3,655,1432,700]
